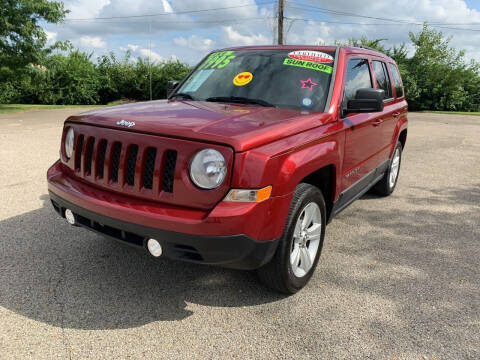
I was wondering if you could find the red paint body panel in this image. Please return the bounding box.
[47,45,408,245]
[61,123,234,210]
[48,161,292,241]
[70,101,334,152]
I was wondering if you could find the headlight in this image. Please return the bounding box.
[190,149,227,189]
[64,127,74,159]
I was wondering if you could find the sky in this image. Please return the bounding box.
[43,0,480,64]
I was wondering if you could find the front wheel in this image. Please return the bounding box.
[257,183,326,294]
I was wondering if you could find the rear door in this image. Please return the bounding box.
[388,62,408,144]
[371,59,396,152]
[341,57,385,191]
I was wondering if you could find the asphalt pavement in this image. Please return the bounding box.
[0,109,479,359]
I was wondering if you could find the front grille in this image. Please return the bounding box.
[162,150,177,192]
[73,132,177,194]
[75,135,84,171]
[126,145,138,186]
[111,142,122,183]
[143,147,157,190]
[96,139,107,179]
[85,137,95,175]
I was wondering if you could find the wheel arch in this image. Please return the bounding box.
[299,165,336,221]
[398,128,407,149]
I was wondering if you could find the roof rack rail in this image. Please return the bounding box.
[357,45,384,54]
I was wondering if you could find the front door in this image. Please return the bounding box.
[341,57,385,191]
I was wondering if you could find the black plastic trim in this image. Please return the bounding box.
[49,191,279,270]
[329,159,389,222]
[324,46,340,113]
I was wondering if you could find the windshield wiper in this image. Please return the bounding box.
[169,92,196,100]
[205,96,276,107]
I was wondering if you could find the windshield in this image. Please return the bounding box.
[174,49,336,112]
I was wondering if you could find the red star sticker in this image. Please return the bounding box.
[300,78,318,91]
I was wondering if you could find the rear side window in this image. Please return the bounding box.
[372,61,392,99]
[389,63,404,98]
[343,58,372,104]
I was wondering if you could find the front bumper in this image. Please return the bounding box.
[47,161,291,269]
[50,191,279,270]
[47,161,292,241]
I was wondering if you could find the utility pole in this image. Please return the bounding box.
[148,18,153,101]
[277,0,284,45]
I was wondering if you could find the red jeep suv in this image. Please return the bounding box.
[47,46,408,293]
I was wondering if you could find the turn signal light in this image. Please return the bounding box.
[223,186,272,203]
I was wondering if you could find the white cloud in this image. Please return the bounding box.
[173,37,188,47]
[161,0,173,13]
[64,0,111,19]
[139,48,164,62]
[45,31,57,45]
[47,0,480,63]
[79,36,107,49]
[222,26,269,46]
[173,35,216,52]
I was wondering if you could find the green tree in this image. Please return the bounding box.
[336,25,480,112]
[407,24,476,111]
[0,0,68,70]
[28,50,100,105]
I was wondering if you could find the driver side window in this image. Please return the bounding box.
[343,58,373,111]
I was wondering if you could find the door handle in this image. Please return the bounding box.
[373,119,384,127]
[392,112,401,118]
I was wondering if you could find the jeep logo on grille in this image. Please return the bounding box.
[116,119,135,128]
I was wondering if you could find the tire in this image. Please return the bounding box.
[373,141,402,196]
[257,183,326,294]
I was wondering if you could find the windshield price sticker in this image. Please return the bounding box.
[199,51,236,70]
[288,50,334,63]
[283,58,333,74]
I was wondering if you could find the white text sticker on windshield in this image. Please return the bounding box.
[288,50,333,63]
[182,69,215,92]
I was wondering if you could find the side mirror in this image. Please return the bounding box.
[167,80,180,98]
[346,88,385,114]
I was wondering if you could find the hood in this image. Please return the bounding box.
[67,100,334,152]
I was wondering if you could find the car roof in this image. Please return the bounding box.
[215,45,395,63]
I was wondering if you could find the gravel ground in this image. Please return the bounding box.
[0,109,479,360]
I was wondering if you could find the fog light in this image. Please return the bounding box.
[147,239,162,257]
[65,209,76,225]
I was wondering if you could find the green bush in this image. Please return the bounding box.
[1,24,479,111]
[338,25,480,112]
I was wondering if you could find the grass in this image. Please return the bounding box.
[419,110,480,116]
[0,104,108,114]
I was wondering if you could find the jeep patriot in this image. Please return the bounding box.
[47,46,408,293]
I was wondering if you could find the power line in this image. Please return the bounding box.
[58,17,269,25]
[285,16,480,28]
[287,1,480,25]
[286,1,480,31]
[64,1,275,21]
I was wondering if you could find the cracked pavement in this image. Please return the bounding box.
[0,109,479,359]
